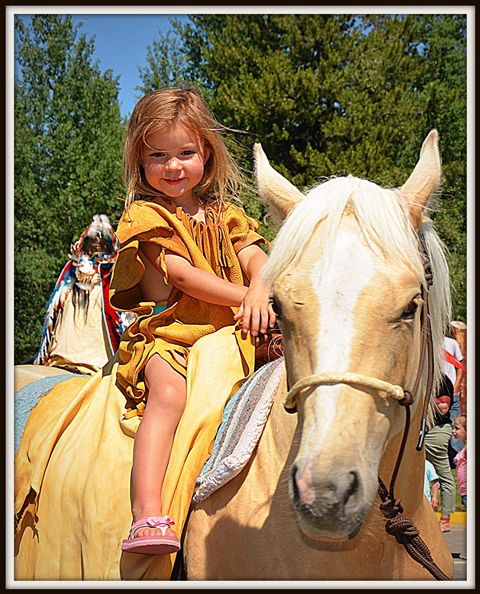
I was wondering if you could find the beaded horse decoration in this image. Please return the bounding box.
[34,214,131,371]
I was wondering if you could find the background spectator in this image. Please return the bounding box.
[452,414,467,508]
[443,335,465,453]
[425,374,456,533]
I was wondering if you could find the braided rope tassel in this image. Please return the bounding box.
[378,480,450,580]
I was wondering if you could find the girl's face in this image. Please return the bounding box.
[452,419,466,443]
[141,124,210,204]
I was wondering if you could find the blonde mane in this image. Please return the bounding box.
[263,175,451,397]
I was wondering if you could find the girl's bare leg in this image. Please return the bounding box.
[130,354,186,539]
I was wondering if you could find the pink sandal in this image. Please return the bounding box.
[121,515,180,555]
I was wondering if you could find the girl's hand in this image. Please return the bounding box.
[233,281,276,339]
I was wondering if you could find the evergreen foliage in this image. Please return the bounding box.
[14,15,125,362]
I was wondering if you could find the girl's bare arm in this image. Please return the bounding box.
[140,243,247,307]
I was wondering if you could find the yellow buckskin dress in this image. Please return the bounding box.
[14,197,266,581]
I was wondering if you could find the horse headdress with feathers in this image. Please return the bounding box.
[34,214,126,365]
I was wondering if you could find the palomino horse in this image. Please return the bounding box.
[14,131,453,582]
[183,130,454,580]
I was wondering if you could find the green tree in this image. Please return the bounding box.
[137,23,189,91]
[321,14,467,321]
[14,15,125,362]
[315,15,427,183]
[416,15,467,322]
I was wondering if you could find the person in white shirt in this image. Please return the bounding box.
[443,335,465,452]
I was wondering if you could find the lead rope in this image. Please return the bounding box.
[378,477,450,580]
[377,380,450,581]
[377,248,449,581]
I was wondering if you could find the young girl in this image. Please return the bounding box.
[452,415,467,508]
[109,87,275,556]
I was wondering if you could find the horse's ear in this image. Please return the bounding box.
[400,129,442,230]
[254,143,305,221]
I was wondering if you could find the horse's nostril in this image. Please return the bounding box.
[300,503,312,513]
[343,471,360,506]
[291,464,300,506]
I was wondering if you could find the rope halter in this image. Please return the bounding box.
[284,371,412,413]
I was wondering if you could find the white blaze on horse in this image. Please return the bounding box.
[183,130,454,580]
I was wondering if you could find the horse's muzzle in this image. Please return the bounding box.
[290,463,373,540]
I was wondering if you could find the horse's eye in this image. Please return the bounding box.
[269,296,282,318]
[400,300,418,320]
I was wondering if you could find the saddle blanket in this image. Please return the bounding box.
[193,357,285,504]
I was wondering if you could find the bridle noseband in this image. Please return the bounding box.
[285,371,410,411]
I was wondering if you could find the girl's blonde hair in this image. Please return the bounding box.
[123,87,243,211]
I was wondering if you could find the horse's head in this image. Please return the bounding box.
[256,132,450,541]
